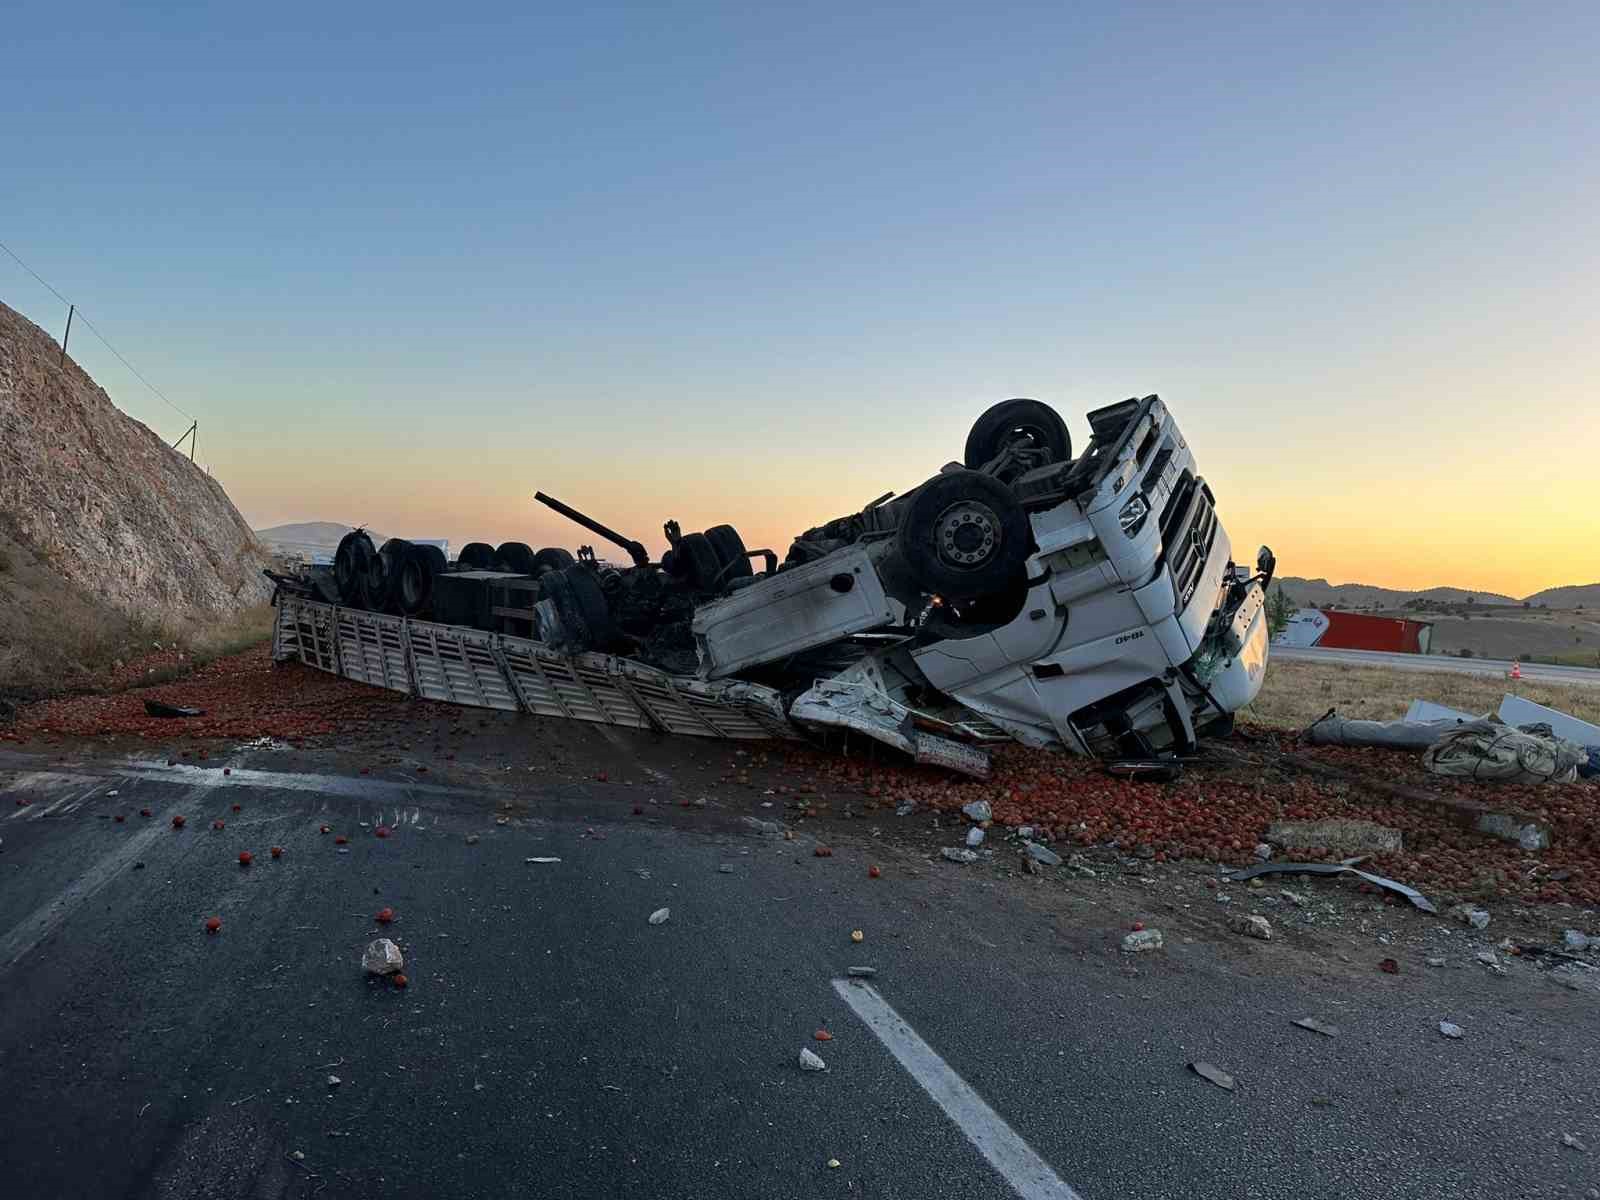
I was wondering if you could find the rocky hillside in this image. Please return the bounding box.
[0,299,269,614]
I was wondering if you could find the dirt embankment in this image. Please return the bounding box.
[0,299,272,703]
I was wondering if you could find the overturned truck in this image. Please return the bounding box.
[269,396,1273,776]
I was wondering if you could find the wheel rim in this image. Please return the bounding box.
[934,500,1001,569]
[1004,422,1053,451]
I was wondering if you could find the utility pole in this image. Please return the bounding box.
[172,421,198,460]
[59,304,74,366]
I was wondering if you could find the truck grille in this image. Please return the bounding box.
[1159,472,1218,611]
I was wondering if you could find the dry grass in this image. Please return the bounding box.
[1245,658,1600,732]
[0,525,275,708]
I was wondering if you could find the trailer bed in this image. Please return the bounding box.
[272,596,793,741]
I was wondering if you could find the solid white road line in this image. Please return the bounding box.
[832,978,1086,1200]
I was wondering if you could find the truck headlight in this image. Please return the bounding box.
[1118,494,1150,537]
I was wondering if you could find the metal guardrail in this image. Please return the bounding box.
[273,595,794,740]
[1271,645,1600,687]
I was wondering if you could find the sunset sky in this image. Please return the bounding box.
[4,2,1596,597]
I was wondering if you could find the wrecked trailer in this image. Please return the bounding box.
[268,396,1273,777]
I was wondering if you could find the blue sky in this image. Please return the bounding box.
[4,1,1597,593]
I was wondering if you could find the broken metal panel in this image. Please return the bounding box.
[1227,861,1438,914]
[790,679,917,755]
[692,543,895,679]
[788,677,994,777]
[1498,693,1600,748]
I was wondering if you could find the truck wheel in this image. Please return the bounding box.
[895,470,1031,603]
[963,398,1071,471]
[457,542,496,570]
[368,539,410,611]
[335,530,376,605]
[543,567,618,651]
[704,524,753,580]
[398,544,445,615]
[533,547,576,573]
[672,532,724,592]
[496,542,537,574]
[415,544,447,577]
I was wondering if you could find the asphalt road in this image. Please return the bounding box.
[1,735,1597,1200]
[1272,645,1600,687]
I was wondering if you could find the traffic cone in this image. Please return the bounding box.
[1510,660,1523,681]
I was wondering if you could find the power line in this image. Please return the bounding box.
[0,237,196,423]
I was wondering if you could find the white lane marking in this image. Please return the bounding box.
[3,773,101,819]
[0,764,235,971]
[832,979,1085,1200]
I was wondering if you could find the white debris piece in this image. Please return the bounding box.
[1562,1132,1588,1153]
[1475,949,1507,975]
[361,938,404,976]
[1438,1022,1465,1039]
[326,1075,342,1087]
[1562,930,1591,952]
[1025,843,1062,867]
[1450,904,1491,931]
[1188,1061,1235,1091]
[965,827,985,848]
[1230,914,1273,941]
[648,907,671,926]
[1253,843,1272,861]
[1121,929,1164,953]
[961,800,992,823]
[940,847,978,864]
[525,856,562,864]
[799,1048,827,1072]
[1016,826,1034,840]
[1292,1017,1337,1037]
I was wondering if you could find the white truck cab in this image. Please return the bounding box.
[695,396,1272,763]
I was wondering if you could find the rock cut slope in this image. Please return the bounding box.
[0,299,269,614]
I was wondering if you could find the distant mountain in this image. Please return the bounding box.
[1522,583,1600,608]
[1273,577,1518,608]
[255,522,384,554]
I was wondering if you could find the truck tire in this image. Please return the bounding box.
[542,567,619,651]
[669,532,723,592]
[495,542,537,574]
[458,542,496,570]
[415,544,447,577]
[335,530,376,605]
[705,524,753,581]
[368,538,411,611]
[963,398,1071,471]
[397,543,445,615]
[894,470,1031,603]
[533,547,576,573]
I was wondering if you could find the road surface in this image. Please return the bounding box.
[1272,645,1600,687]
[0,733,1596,1200]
